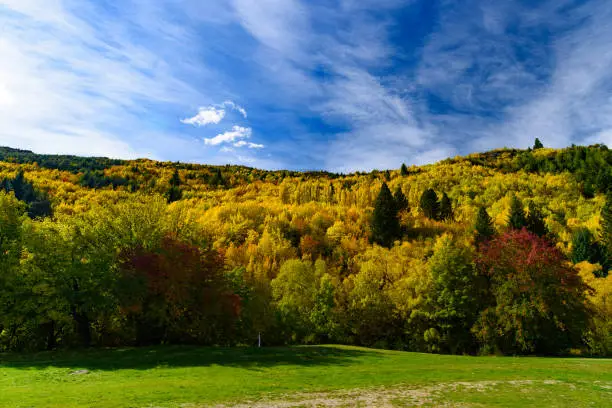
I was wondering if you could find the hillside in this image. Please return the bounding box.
[0,143,611,355]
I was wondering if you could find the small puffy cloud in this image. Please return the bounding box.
[181,107,226,127]
[234,140,265,149]
[205,126,252,145]
[181,101,247,127]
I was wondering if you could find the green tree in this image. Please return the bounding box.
[507,195,527,230]
[438,193,453,221]
[371,183,401,247]
[393,186,409,212]
[310,271,339,342]
[526,202,547,237]
[474,207,495,243]
[426,236,479,354]
[534,138,544,149]
[271,259,317,341]
[420,189,440,220]
[400,163,409,176]
[0,193,26,350]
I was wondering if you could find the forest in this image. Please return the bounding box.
[0,141,610,355]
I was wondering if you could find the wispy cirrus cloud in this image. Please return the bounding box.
[2,0,612,170]
[418,0,612,154]
[0,0,211,159]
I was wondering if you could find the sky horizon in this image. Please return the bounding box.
[1,0,612,172]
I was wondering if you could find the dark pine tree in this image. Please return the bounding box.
[571,228,601,265]
[400,163,409,176]
[166,169,183,203]
[439,192,453,221]
[534,138,544,150]
[170,169,181,188]
[371,182,401,248]
[507,195,527,230]
[474,207,495,243]
[420,189,440,220]
[394,186,409,212]
[526,202,547,237]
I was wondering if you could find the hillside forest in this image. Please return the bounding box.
[0,141,611,356]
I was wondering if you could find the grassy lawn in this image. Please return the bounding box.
[0,345,610,407]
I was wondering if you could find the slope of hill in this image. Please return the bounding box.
[0,143,610,355]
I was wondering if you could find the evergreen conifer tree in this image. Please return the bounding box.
[394,186,409,212]
[571,228,599,264]
[507,195,527,230]
[526,202,547,237]
[474,207,495,243]
[420,189,440,220]
[166,169,182,203]
[400,163,409,176]
[534,138,544,149]
[439,192,453,221]
[371,182,401,247]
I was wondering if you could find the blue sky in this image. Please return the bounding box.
[1,0,612,171]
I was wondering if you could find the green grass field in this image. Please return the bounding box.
[1,345,610,407]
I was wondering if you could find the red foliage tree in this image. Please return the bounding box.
[474,229,591,354]
[119,236,239,345]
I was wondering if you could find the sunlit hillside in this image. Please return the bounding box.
[0,143,610,355]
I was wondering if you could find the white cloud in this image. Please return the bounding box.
[181,101,247,126]
[205,126,252,146]
[234,140,264,148]
[181,107,226,126]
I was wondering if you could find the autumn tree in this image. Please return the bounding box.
[474,230,590,354]
[371,183,401,247]
[271,259,338,342]
[420,189,439,220]
[119,236,234,345]
[507,195,527,230]
[602,192,612,271]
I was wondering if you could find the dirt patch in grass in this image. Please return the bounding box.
[208,380,596,408]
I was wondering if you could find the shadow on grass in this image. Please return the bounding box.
[0,345,376,372]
